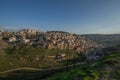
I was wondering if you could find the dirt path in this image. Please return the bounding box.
[0,62,85,75]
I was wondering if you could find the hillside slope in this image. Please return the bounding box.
[1,30,101,53]
[0,41,8,49]
[43,52,120,80]
[84,34,120,47]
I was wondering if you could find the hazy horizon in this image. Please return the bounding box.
[1,26,120,35]
[0,0,120,34]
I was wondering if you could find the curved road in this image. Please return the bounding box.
[0,62,85,75]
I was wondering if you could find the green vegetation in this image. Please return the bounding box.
[0,52,119,80]
[0,45,78,72]
[0,41,120,80]
[43,52,120,80]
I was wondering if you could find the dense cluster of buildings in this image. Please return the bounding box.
[0,29,101,53]
[85,45,120,61]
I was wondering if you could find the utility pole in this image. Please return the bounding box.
[0,27,3,33]
[66,43,69,71]
[65,49,67,71]
[73,48,77,69]
[73,51,76,68]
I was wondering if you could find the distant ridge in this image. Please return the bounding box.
[84,34,120,47]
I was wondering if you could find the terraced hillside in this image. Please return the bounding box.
[0,46,119,80]
[43,52,120,80]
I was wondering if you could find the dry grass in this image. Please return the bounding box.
[0,41,8,49]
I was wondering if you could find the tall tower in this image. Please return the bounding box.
[0,27,4,33]
[0,27,3,40]
[0,27,2,34]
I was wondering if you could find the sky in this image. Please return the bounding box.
[0,0,120,34]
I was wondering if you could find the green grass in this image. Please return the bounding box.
[91,53,120,67]
[0,45,120,80]
[43,52,120,80]
[43,66,99,80]
[0,46,78,72]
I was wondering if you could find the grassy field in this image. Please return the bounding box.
[0,41,120,80]
[43,52,120,80]
[0,52,119,80]
[0,44,79,72]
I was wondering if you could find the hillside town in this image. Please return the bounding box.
[0,29,102,53]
